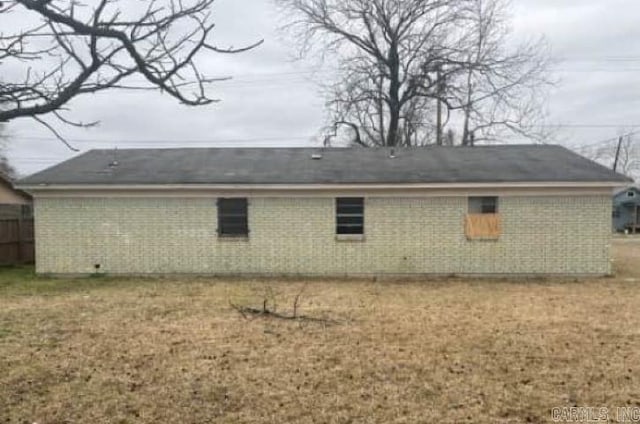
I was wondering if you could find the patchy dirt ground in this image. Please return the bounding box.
[612,235,640,279]
[1,239,640,423]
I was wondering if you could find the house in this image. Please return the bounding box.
[0,174,34,265]
[0,174,32,219]
[17,145,632,276]
[613,187,640,233]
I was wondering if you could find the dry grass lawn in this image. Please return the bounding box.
[2,239,640,423]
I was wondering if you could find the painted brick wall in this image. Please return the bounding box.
[34,195,612,275]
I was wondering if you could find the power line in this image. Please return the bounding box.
[151,64,640,87]
[216,67,640,83]
[222,58,640,80]
[5,57,640,94]
[6,126,640,156]
[553,68,640,73]
[573,131,640,150]
[411,123,640,129]
[9,134,320,144]
[554,56,640,62]
[537,124,640,129]
[7,128,640,152]
[3,65,638,101]
[9,133,637,162]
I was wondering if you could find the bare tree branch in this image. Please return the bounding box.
[32,116,80,151]
[0,0,262,132]
[277,0,551,147]
[578,133,640,181]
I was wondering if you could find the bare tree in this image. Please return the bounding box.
[455,0,551,146]
[577,134,640,181]
[615,135,640,179]
[277,0,551,147]
[0,123,17,178]
[0,0,261,146]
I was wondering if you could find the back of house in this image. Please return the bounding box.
[613,187,640,233]
[18,145,632,276]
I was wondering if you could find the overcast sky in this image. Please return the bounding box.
[4,0,640,176]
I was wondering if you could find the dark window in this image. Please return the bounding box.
[613,208,621,219]
[628,191,636,198]
[468,197,498,214]
[336,198,364,235]
[217,198,248,237]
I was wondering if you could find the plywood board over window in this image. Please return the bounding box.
[466,197,501,240]
[465,214,502,240]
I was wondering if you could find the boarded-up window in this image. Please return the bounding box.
[217,198,248,237]
[468,197,498,214]
[336,198,364,235]
[466,197,501,240]
[465,214,501,240]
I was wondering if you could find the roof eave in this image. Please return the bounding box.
[17,181,632,192]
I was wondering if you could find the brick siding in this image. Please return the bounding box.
[34,195,612,275]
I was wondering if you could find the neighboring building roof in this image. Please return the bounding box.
[0,174,32,204]
[614,186,640,199]
[18,145,633,187]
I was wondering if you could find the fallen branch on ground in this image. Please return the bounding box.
[229,284,339,324]
[229,302,339,325]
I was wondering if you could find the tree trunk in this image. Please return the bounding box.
[385,42,401,147]
[462,108,471,146]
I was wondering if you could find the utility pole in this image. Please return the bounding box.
[613,136,623,172]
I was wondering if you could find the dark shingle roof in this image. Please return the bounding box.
[18,145,632,186]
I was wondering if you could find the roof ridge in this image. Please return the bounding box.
[83,144,553,152]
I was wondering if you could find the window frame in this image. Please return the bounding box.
[468,196,499,215]
[466,196,501,241]
[336,197,365,236]
[217,198,249,238]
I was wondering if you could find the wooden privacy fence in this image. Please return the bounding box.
[0,218,35,265]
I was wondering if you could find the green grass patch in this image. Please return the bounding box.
[0,327,14,339]
[0,267,139,296]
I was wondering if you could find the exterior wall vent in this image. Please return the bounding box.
[311,153,323,160]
